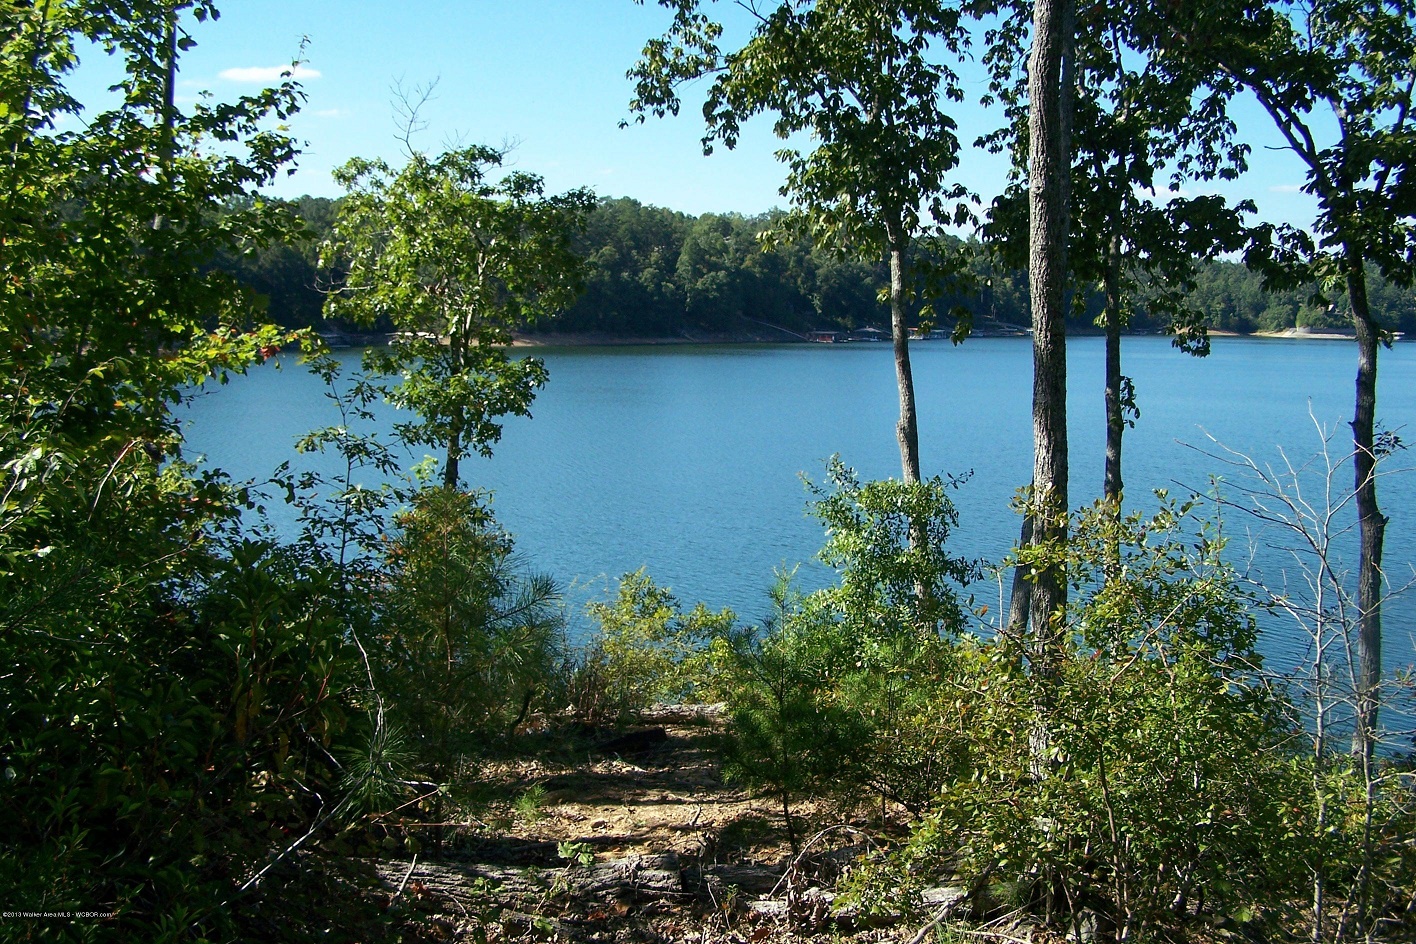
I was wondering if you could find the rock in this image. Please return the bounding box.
[1067,908,1101,943]
[746,899,788,919]
[920,884,972,918]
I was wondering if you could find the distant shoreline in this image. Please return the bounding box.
[317,326,1396,351]
[507,327,1391,347]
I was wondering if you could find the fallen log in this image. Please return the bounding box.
[375,851,684,906]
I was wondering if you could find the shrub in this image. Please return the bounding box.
[858,499,1311,940]
[568,569,733,726]
[715,580,873,850]
[715,461,980,841]
[0,458,369,942]
[378,486,565,778]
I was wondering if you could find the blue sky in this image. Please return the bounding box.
[69,0,1322,228]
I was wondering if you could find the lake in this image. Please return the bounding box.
[182,335,1416,686]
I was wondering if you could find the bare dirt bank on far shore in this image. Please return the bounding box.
[511,327,806,347]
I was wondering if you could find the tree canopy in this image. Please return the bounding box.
[323,145,594,486]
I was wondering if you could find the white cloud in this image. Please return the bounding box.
[219,64,322,83]
[315,108,342,118]
[1268,184,1304,193]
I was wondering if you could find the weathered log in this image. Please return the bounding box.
[375,852,684,906]
[695,863,783,896]
[637,703,725,725]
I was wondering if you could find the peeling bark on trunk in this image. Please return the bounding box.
[1346,247,1386,762]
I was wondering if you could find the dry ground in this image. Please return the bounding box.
[338,709,1056,944]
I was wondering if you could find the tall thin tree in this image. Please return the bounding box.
[628,0,976,488]
[1162,0,1416,760]
[1022,0,1076,658]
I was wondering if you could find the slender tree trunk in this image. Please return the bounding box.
[1024,0,1075,656]
[444,336,465,489]
[888,230,922,485]
[887,227,934,618]
[160,10,178,174]
[1006,512,1034,634]
[1103,231,1123,506]
[1346,246,1385,762]
[443,419,464,489]
[151,10,178,234]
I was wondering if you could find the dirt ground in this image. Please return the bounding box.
[347,708,1055,944]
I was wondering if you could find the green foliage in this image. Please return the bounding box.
[811,457,978,634]
[0,3,394,939]
[323,145,594,487]
[221,194,1416,339]
[1,2,307,447]
[378,487,565,780]
[851,500,1313,940]
[805,461,981,813]
[716,579,872,851]
[630,0,974,262]
[1163,0,1416,300]
[0,452,373,939]
[715,462,979,841]
[571,569,734,725]
[557,840,596,868]
[515,784,549,823]
[981,0,1255,348]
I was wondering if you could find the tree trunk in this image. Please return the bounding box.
[1006,512,1034,634]
[1024,0,1075,657]
[160,10,178,175]
[442,430,462,490]
[1346,246,1386,762]
[887,228,933,618]
[888,232,922,485]
[1103,231,1123,506]
[444,335,466,489]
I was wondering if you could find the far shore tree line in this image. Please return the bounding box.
[5,1,1415,943]
[218,194,1416,341]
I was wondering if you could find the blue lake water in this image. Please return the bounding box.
[181,336,1416,690]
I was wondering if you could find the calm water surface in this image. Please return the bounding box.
[182,336,1416,679]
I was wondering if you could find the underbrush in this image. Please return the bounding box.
[563,471,1416,943]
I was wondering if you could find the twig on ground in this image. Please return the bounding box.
[390,853,419,906]
[906,901,957,944]
[767,823,873,899]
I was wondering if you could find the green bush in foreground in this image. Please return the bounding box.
[378,486,565,778]
[715,461,979,843]
[569,569,734,726]
[845,499,1416,941]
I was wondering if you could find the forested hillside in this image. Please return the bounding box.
[8,2,1415,942]
[227,195,1416,339]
